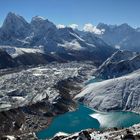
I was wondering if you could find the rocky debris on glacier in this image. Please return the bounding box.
[75,69,140,113]
[96,50,140,79]
[0,61,96,138]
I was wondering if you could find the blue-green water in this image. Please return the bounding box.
[36,104,100,139]
[36,104,140,139]
[36,77,140,139]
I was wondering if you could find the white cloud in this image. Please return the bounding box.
[57,24,65,29]
[69,24,79,30]
[83,23,105,35]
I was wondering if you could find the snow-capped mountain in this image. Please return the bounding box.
[78,31,115,60]
[0,12,30,46]
[96,23,140,52]
[0,12,116,64]
[75,69,140,113]
[96,50,140,78]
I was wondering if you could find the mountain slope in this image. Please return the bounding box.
[0,49,17,69]
[96,50,140,78]
[0,47,64,69]
[97,23,140,52]
[75,69,140,113]
[0,12,30,46]
[78,32,116,61]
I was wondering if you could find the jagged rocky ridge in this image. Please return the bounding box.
[0,12,116,65]
[96,50,140,79]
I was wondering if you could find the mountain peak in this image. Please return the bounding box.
[0,12,30,38]
[2,12,29,28]
[31,16,56,35]
[118,23,133,30]
[6,12,20,18]
[97,23,117,30]
[31,16,46,22]
[3,12,28,25]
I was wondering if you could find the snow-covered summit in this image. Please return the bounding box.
[1,12,30,38]
[31,16,46,22]
[31,16,56,35]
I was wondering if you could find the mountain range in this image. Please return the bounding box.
[0,12,116,67]
[1,12,140,139]
[0,12,140,69]
[96,23,140,52]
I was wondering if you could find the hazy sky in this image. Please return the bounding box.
[0,0,140,28]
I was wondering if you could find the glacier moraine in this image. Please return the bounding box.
[0,61,95,111]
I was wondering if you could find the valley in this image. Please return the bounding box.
[0,10,140,140]
[0,61,96,139]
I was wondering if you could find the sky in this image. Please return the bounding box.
[0,0,140,29]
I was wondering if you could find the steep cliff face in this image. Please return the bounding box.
[0,49,18,69]
[96,50,140,79]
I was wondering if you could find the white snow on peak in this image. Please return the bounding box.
[69,24,79,30]
[32,16,46,21]
[57,24,66,29]
[83,23,105,35]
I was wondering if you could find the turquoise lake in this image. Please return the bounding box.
[36,78,140,139]
[36,104,140,139]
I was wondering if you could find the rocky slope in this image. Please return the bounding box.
[75,69,140,113]
[0,49,18,69]
[96,50,140,79]
[50,124,140,140]
[0,47,65,69]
